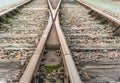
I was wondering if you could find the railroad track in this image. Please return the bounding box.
[0,0,48,82]
[0,0,120,83]
[61,0,120,83]
[19,0,81,83]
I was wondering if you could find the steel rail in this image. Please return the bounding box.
[46,0,82,82]
[19,0,61,82]
[19,11,53,83]
[47,1,82,82]
[19,0,82,83]
[0,0,32,16]
[46,0,61,20]
[55,11,82,83]
[75,0,120,27]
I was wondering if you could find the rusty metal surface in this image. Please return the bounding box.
[46,0,61,20]
[19,12,52,83]
[55,12,82,83]
[75,0,120,27]
[19,0,82,83]
[17,0,120,83]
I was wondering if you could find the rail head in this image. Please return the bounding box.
[19,11,53,83]
[55,11,82,83]
[75,0,120,27]
[46,0,61,20]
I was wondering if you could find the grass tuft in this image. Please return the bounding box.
[44,63,62,73]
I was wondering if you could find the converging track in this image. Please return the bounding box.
[0,0,120,83]
[19,0,81,83]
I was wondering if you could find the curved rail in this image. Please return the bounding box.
[46,0,61,20]
[75,0,120,27]
[19,0,82,83]
[47,0,82,82]
[55,11,82,83]
[19,11,52,83]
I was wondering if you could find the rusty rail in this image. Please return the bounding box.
[55,11,82,83]
[46,0,61,20]
[75,0,120,27]
[47,0,82,82]
[19,11,52,83]
[19,0,82,83]
[19,0,61,82]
